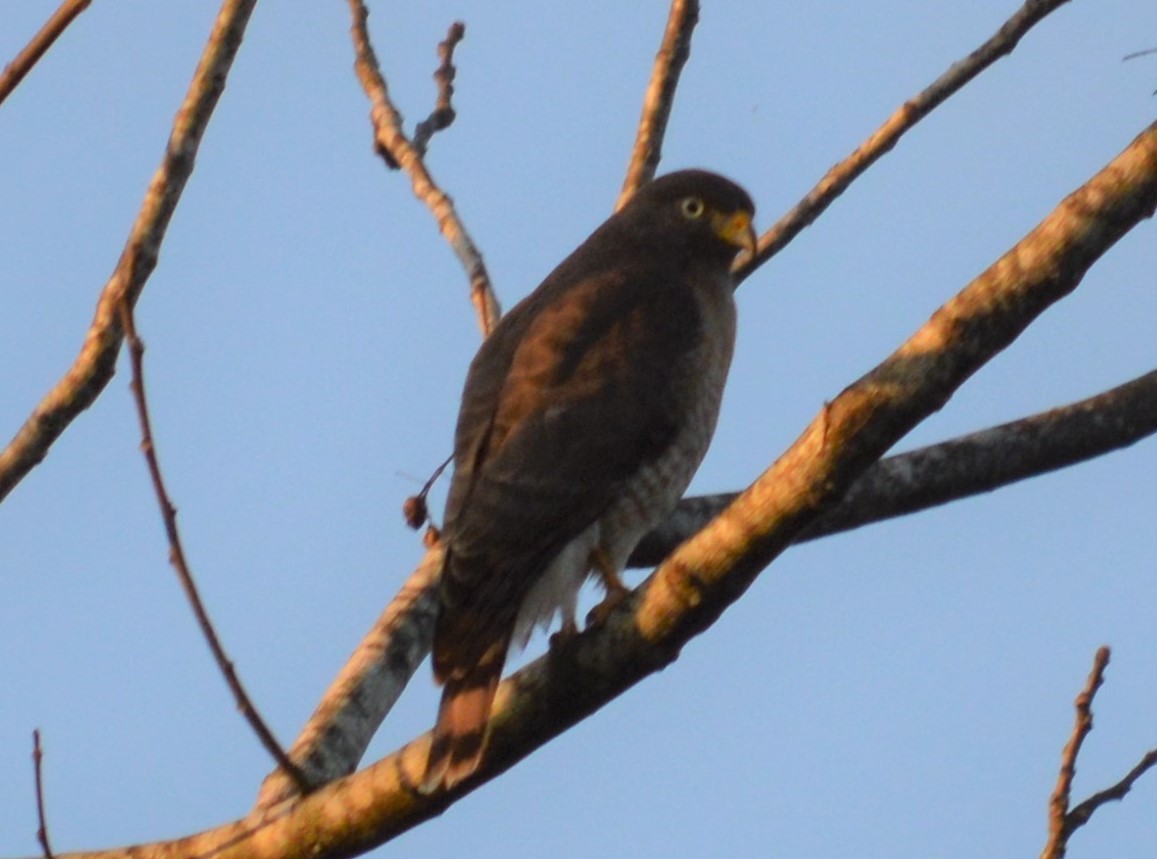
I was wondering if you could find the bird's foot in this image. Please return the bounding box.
[585,545,631,629]
[585,580,630,629]
[548,617,580,652]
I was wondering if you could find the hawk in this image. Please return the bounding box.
[422,169,756,791]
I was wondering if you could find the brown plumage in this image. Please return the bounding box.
[421,170,756,792]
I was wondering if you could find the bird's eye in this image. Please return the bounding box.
[679,196,706,219]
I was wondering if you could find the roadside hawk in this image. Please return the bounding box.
[422,169,756,791]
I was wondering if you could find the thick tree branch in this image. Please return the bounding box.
[615,0,699,210]
[0,0,258,503]
[734,0,1073,283]
[0,0,92,108]
[59,116,1157,859]
[346,1,500,336]
[632,368,1157,564]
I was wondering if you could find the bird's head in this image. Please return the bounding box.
[623,169,757,266]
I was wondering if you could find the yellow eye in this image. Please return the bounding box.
[679,196,706,219]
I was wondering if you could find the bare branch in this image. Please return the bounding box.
[412,21,466,158]
[632,368,1157,565]
[31,730,54,859]
[118,304,308,793]
[54,115,1157,859]
[1039,645,1157,857]
[1123,47,1157,61]
[615,0,699,210]
[1041,646,1111,859]
[734,0,1074,282]
[0,0,92,108]
[1065,749,1157,836]
[0,0,258,503]
[346,1,500,336]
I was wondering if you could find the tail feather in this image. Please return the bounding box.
[421,644,506,793]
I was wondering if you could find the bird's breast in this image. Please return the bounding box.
[599,276,736,550]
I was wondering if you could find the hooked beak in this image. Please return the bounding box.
[712,209,757,258]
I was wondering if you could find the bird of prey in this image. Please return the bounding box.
[422,169,756,792]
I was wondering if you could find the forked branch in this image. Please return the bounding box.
[1040,648,1157,859]
[346,2,500,335]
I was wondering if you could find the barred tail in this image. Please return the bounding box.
[420,642,506,793]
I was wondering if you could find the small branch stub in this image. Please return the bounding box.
[32,730,54,859]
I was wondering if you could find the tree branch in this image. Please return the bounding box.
[632,368,1157,565]
[1064,749,1157,842]
[1039,649,1157,859]
[615,0,699,210]
[346,1,500,336]
[57,114,1157,859]
[0,0,92,108]
[32,729,54,859]
[734,0,1074,283]
[0,0,258,503]
[411,22,465,159]
[1041,646,1110,859]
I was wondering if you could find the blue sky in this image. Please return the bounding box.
[2,1,1157,856]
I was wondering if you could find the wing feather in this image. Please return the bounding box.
[434,262,701,673]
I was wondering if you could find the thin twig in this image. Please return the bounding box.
[735,0,1073,283]
[0,0,92,107]
[0,0,259,503]
[1065,748,1157,832]
[31,730,54,859]
[1123,47,1157,62]
[1041,646,1111,859]
[1040,646,1157,857]
[615,0,699,210]
[117,302,309,794]
[346,1,500,336]
[412,22,466,158]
